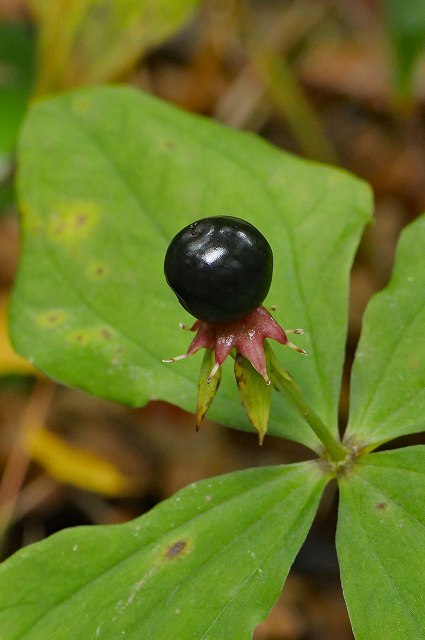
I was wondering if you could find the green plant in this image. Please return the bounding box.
[1,86,424,639]
[30,0,200,95]
[0,22,34,158]
[381,0,425,108]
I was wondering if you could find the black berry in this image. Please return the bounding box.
[164,216,273,323]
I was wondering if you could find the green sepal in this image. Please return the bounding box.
[234,354,271,444]
[196,349,221,428]
[265,342,295,392]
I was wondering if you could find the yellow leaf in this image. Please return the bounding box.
[30,0,200,95]
[24,427,134,496]
[0,295,37,376]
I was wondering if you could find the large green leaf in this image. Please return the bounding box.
[0,461,328,639]
[11,86,372,450]
[30,0,200,95]
[336,446,425,640]
[345,215,425,449]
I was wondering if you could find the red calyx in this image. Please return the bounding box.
[183,306,305,384]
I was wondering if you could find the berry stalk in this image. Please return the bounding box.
[265,344,348,461]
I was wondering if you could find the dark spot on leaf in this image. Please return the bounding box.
[75,214,89,228]
[165,139,175,149]
[88,263,107,279]
[100,328,112,339]
[38,310,68,328]
[166,540,187,558]
[376,502,387,510]
[54,221,66,235]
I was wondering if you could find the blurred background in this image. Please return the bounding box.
[1,1,425,638]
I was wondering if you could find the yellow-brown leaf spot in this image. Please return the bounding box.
[20,204,44,235]
[162,538,192,562]
[37,309,68,328]
[48,201,100,244]
[87,262,108,279]
[99,327,113,340]
[67,327,116,346]
[68,330,90,346]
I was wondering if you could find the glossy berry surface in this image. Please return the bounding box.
[164,216,273,323]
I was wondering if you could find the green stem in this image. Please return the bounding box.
[254,53,338,164]
[266,344,348,462]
